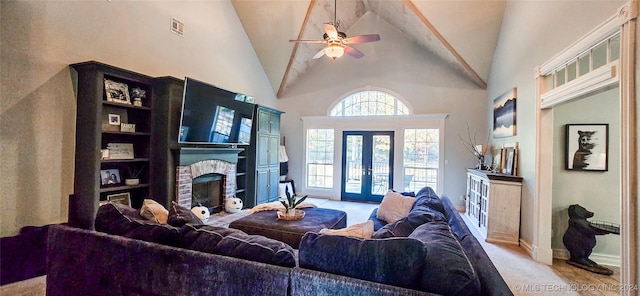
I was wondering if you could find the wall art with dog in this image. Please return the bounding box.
[565,124,608,171]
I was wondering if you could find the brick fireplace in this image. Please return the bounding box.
[175,148,242,210]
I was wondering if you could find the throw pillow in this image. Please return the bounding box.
[319,220,374,239]
[278,182,294,198]
[140,199,169,224]
[409,221,480,295]
[376,190,416,223]
[299,232,427,289]
[167,201,203,227]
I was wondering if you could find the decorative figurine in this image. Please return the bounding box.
[562,204,619,275]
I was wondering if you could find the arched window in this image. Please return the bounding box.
[330,90,409,116]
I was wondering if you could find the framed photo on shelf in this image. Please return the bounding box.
[504,147,516,176]
[104,79,131,105]
[565,124,608,171]
[108,114,121,125]
[491,148,504,173]
[107,192,131,207]
[100,169,121,186]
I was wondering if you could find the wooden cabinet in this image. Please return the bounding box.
[466,169,523,245]
[244,106,283,208]
[70,61,156,229]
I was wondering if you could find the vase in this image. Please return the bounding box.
[286,208,296,216]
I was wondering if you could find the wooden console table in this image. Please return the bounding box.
[466,169,523,245]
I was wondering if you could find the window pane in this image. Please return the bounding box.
[329,91,409,116]
[578,53,590,76]
[307,129,334,188]
[404,129,438,193]
[567,61,577,82]
[592,41,607,70]
[555,68,566,87]
[610,34,620,61]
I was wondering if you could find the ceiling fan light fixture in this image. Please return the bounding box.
[325,44,345,59]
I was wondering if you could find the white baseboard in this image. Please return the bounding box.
[552,248,621,267]
[520,239,534,258]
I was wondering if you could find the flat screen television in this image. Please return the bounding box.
[178,77,255,145]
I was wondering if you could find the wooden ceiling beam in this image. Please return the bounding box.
[277,0,317,98]
[404,0,487,89]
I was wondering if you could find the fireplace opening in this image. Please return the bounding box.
[192,174,223,213]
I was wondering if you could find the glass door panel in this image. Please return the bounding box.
[342,131,393,202]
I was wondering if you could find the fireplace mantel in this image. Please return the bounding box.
[177,147,244,166]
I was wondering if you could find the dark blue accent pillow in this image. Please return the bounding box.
[372,216,415,238]
[409,221,481,295]
[299,232,427,289]
[213,233,296,268]
[94,203,180,247]
[167,202,203,227]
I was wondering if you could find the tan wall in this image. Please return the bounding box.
[0,0,276,236]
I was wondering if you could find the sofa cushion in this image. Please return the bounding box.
[167,201,203,227]
[140,199,169,224]
[299,232,427,289]
[376,190,416,223]
[214,233,296,268]
[95,203,180,247]
[319,220,374,239]
[180,224,296,268]
[412,187,446,215]
[179,224,245,250]
[409,221,480,295]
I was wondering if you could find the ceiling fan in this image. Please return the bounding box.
[289,0,381,60]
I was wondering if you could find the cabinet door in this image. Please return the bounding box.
[268,168,280,201]
[258,109,271,133]
[269,112,280,134]
[256,170,269,204]
[268,135,280,166]
[257,134,270,168]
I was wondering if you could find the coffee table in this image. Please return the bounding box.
[228,207,347,248]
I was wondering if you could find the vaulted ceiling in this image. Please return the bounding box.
[231,0,506,98]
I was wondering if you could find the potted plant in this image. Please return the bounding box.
[279,190,307,216]
[124,165,145,186]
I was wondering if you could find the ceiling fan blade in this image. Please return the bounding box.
[289,39,326,44]
[343,34,381,44]
[324,24,338,39]
[312,47,327,59]
[344,46,364,59]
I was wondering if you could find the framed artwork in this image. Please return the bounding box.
[108,114,121,125]
[107,143,134,160]
[107,192,131,207]
[100,169,121,186]
[504,147,516,176]
[493,88,517,138]
[565,124,608,171]
[104,79,131,104]
[492,148,504,173]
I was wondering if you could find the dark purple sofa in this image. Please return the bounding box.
[46,187,513,295]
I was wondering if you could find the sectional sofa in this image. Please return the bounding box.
[46,187,513,295]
